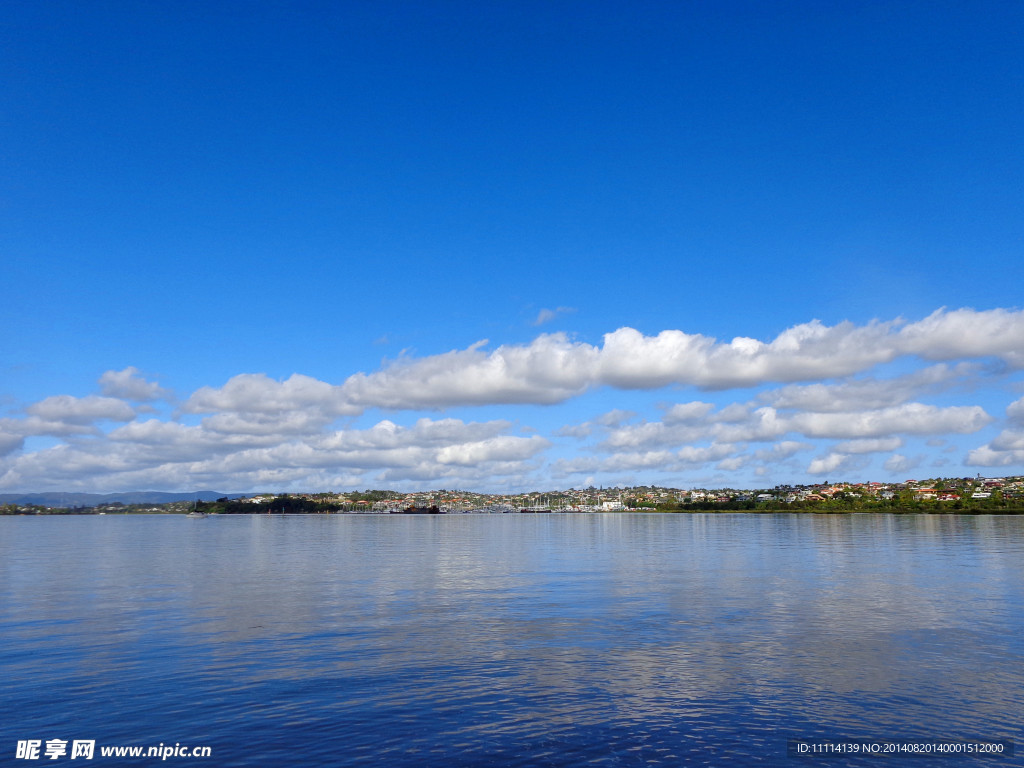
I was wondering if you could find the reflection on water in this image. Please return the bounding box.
[2,514,1023,766]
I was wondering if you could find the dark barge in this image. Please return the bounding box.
[390,505,444,514]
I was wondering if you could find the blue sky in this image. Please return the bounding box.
[3,0,1024,493]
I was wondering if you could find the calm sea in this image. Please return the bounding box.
[2,513,1022,767]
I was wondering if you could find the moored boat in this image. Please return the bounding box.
[391,505,444,514]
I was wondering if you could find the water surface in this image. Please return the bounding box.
[2,513,1022,766]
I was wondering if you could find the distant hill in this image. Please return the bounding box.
[0,491,245,507]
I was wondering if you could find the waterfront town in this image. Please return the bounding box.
[3,476,1024,515]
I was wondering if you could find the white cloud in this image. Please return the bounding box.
[789,404,991,439]
[708,407,789,443]
[833,437,904,454]
[595,409,637,427]
[201,411,339,437]
[0,415,548,493]
[598,319,903,390]
[807,452,851,475]
[98,367,171,401]
[318,418,512,451]
[1006,396,1024,425]
[597,420,703,451]
[552,443,741,477]
[180,373,361,438]
[716,455,749,471]
[185,373,358,418]
[554,423,593,439]
[760,364,976,413]
[137,308,1022,425]
[0,430,24,457]
[340,335,598,409]
[663,402,715,423]
[3,306,1023,492]
[965,445,1024,467]
[555,409,636,439]
[883,454,922,474]
[990,430,1024,452]
[532,306,576,326]
[332,308,1024,411]
[897,307,1024,365]
[436,435,548,466]
[27,395,136,425]
[753,441,811,460]
[593,402,988,455]
[677,443,739,464]
[963,396,1024,468]
[4,395,138,437]
[110,419,227,447]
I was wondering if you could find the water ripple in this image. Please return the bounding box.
[2,513,1022,766]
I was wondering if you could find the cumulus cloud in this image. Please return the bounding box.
[333,307,1024,411]
[27,395,136,425]
[98,367,172,401]
[554,423,593,439]
[552,442,740,477]
[833,437,904,454]
[3,305,1023,492]
[185,373,358,417]
[340,335,598,409]
[595,409,637,427]
[436,435,547,465]
[3,395,139,438]
[0,430,24,457]
[597,320,901,390]
[965,445,1024,467]
[200,410,336,437]
[532,306,576,326]
[759,364,977,413]
[789,404,991,439]
[753,441,811,461]
[716,455,749,471]
[592,402,989,455]
[990,430,1024,452]
[182,373,361,436]
[897,307,1024,365]
[1006,396,1024,425]
[964,396,1024,467]
[807,452,851,475]
[677,443,739,464]
[663,402,716,423]
[0,416,548,493]
[105,308,1017,429]
[883,454,922,474]
[807,453,871,476]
